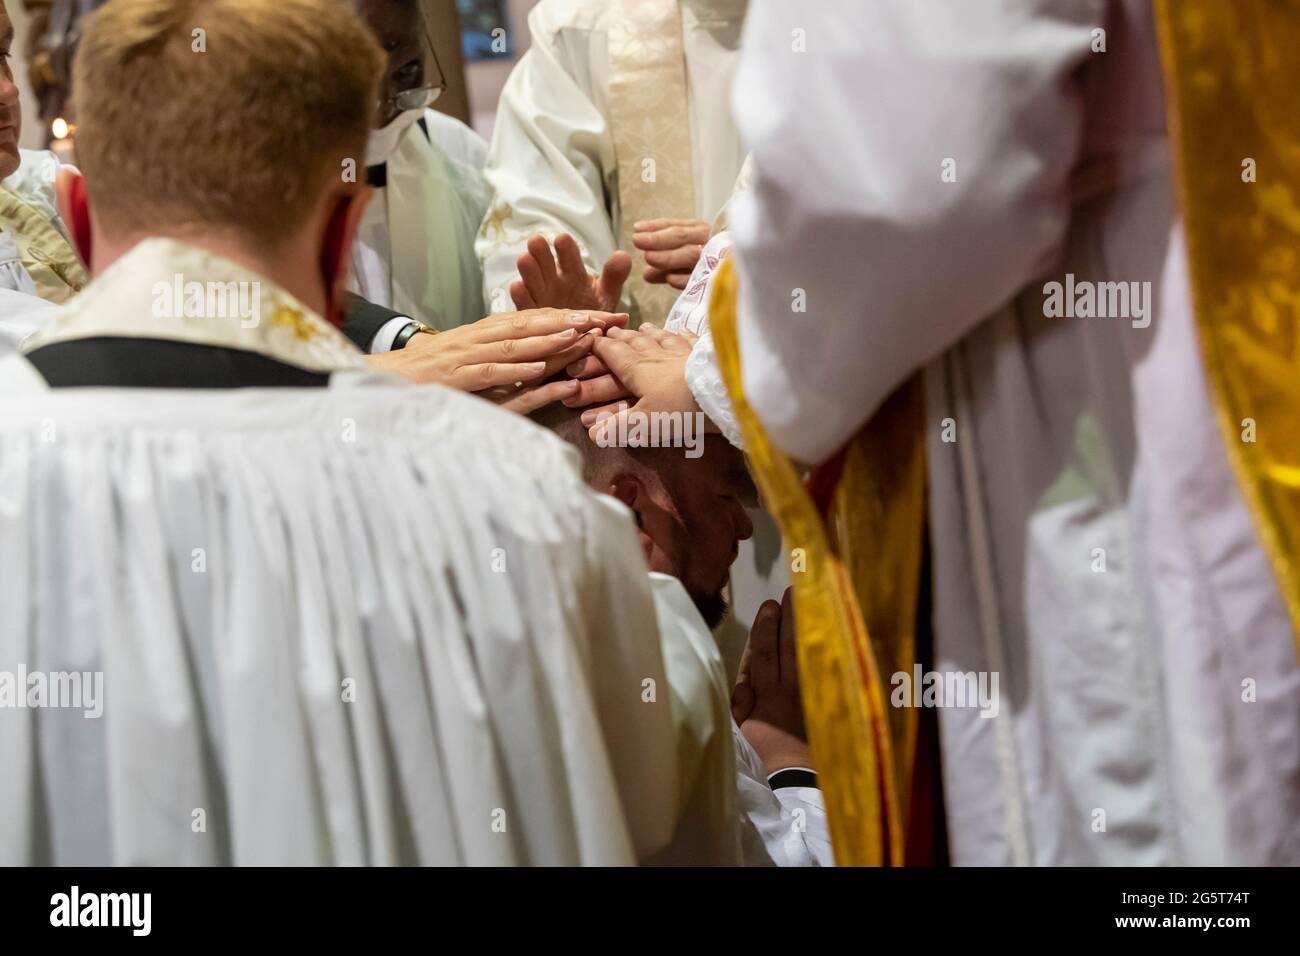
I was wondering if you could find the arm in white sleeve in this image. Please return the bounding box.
[475,6,621,313]
[732,721,833,867]
[729,0,1104,463]
[663,232,743,449]
[684,329,743,450]
[576,495,685,863]
[645,571,744,865]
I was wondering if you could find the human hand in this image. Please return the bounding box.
[732,588,811,775]
[632,218,711,289]
[366,308,627,398]
[570,325,714,440]
[510,233,632,313]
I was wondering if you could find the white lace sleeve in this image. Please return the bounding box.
[686,329,743,450]
[664,232,743,449]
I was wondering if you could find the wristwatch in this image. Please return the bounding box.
[392,319,437,350]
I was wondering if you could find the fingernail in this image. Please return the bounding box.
[580,410,597,425]
[563,379,580,392]
[527,361,546,372]
[567,361,585,374]
[569,313,587,324]
[558,327,577,338]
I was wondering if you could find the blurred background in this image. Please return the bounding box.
[10,0,543,153]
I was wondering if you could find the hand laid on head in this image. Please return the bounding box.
[733,588,812,776]
[573,324,718,441]
[510,233,632,313]
[632,218,712,289]
[366,308,629,415]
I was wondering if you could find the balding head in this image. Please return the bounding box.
[533,399,756,627]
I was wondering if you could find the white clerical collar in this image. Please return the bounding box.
[23,237,366,375]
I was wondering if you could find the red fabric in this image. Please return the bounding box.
[806,445,849,520]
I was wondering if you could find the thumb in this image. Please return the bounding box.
[587,400,642,447]
[598,251,633,306]
[731,680,756,726]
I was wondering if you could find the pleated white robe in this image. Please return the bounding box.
[0,362,734,865]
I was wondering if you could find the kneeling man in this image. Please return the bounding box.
[533,398,833,866]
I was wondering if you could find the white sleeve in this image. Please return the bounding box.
[645,572,744,865]
[662,232,743,449]
[732,721,834,867]
[368,316,411,354]
[0,287,58,354]
[729,0,1104,463]
[475,9,621,313]
[576,497,687,863]
[684,329,742,450]
[0,232,40,298]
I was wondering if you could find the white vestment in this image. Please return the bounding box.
[0,150,78,300]
[0,288,57,354]
[2,153,70,348]
[649,574,831,866]
[0,232,38,298]
[348,109,491,338]
[475,0,748,318]
[0,238,739,865]
[729,0,1300,864]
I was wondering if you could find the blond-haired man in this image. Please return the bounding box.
[0,0,740,865]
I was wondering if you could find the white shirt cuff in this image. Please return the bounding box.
[369,315,413,354]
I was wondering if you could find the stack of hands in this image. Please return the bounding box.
[371,233,812,776]
[368,230,714,427]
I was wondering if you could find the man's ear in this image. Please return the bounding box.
[607,473,647,524]
[608,473,640,507]
[319,186,372,328]
[54,167,93,271]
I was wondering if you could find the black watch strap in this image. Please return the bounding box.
[768,768,818,791]
[391,321,422,350]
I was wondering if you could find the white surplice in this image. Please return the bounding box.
[0,149,66,243]
[0,238,738,866]
[0,288,56,354]
[0,231,39,298]
[0,150,77,301]
[728,1,1300,864]
[475,0,748,317]
[348,109,490,334]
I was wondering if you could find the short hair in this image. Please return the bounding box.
[530,392,682,489]
[72,0,384,247]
